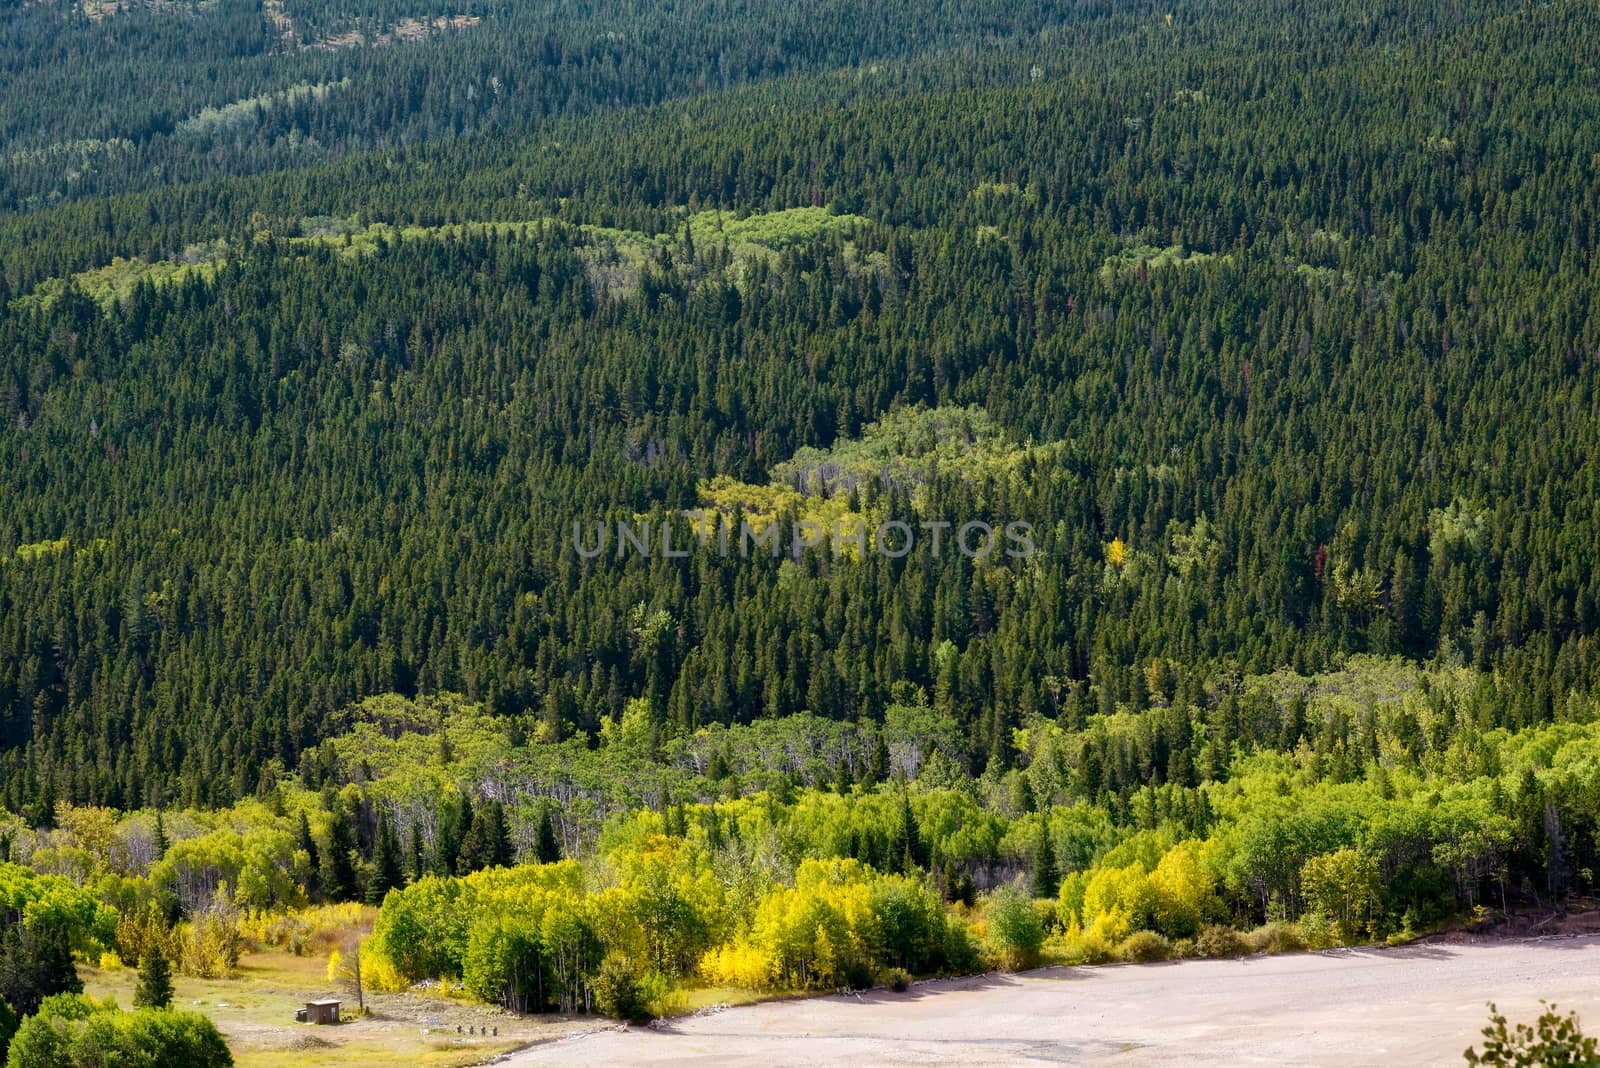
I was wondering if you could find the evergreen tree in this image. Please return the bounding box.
[535,804,562,864]
[133,950,174,1009]
[409,822,427,883]
[0,924,81,1017]
[428,794,464,877]
[297,811,321,898]
[834,753,854,794]
[866,732,890,787]
[365,813,404,905]
[321,807,359,901]
[459,799,511,873]
[1032,824,1059,899]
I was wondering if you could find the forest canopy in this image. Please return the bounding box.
[0,0,1597,1045]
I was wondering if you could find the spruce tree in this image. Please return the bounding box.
[365,814,404,904]
[534,804,561,864]
[866,732,890,787]
[1032,824,1059,899]
[0,924,81,1016]
[409,823,427,882]
[322,807,359,901]
[460,799,511,872]
[435,794,467,877]
[133,949,174,1009]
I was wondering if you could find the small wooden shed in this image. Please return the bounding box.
[303,999,342,1025]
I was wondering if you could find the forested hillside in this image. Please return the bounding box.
[0,0,1599,1052]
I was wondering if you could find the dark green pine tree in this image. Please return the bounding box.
[434,794,467,877]
[889,791,927,874]
[834,753,853,794]
[409,822,427,882]
[1032,823,1059,899]
[459,799,512,873]
[365,813,404,904]
[865,732,890,787]
[297,810,321,898]
[534,804,561,864]
[152,811,169,860]
[133,949,174,1009]
[487,800,513,867]
[0,923,81,1016]
[321,807,359,901]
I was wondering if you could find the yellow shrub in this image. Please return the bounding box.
[1081,862,1155,942]
[98,951,124,971]
[699,941,777,989]
[361,945,410,993]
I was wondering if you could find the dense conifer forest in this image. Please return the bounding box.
[0,0,1599,1056]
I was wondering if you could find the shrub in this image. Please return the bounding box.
[881,967,911,992]
[1465,1001,1597,1067]
[1056,928,1115,966]
[7,1003,231,1068]
[940,921,980,975]
[1115,931,1171,962]
[1243,922,1306,955]
[1194,925,1247,959]
[4,1013,70,1068]
[984,883,1045,971]
[96,953,123,972]
[1299,911,1340,950]
[35,994,101,1022]
[114,908,183,971]
[182,897,242,978]
[592,957,655,1025]
[700,941,776,989]
[839,959,875,991]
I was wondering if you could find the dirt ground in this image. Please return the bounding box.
[498,935,1600,1067]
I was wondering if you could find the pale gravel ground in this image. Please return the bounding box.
[499,936,1600,1067]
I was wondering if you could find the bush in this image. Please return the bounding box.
[881,967,911,992]
[7,1003,231,1068]
[1115,931,1171,962]
[35,994,101,1022]
[182,897,243,979]
[1243,922,1306,956]
[699,941,776,989]
[4,1014,69,1068]
[591,957,655,1025]
[1298,911,1339,950]
[1465,1001,1598,1067]
[1056,928,1115,966]
[839,959,874,991]
[1194,925,1247,959]
[984,883,1045,971]
[939,921,980,976]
